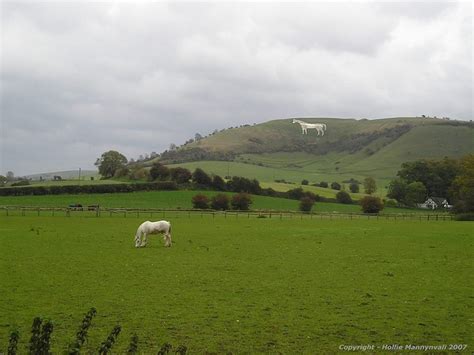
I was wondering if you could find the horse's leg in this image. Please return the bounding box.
[135,233,141,248]
[141,233,147,247]
[164,233,172,247]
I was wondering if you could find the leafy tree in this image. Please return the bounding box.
[192,168,212,186]
[336,191,352,204]
[319,181,328,188]
[299,196,315,213]
[330,182,341,190]
[150,162,170,181]
[195,133,203,141]
[211,193,230,210]
[227,176,261,194]
[449,154,474,213]
[301,179,309,185]
[398,158,460,197]
[349,182,359,193]
[6,171,14,181]
[95,151,127,179]
[287,187,305,200]
[360,196,384,213]
[192,194,210,209]
[169,167,191,184]
[211,175,226,191]
[363,177,377,194]
[405,182,427,206]
[0,175,6,186]
[231,193,253,210]
[387,178,408,204]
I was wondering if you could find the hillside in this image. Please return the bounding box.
[150,117,473,188]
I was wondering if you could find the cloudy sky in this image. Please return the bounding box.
[1,1,472,176]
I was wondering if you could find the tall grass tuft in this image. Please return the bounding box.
[98,325,121,354]
[68,307,97,354]
[7,329,20,355]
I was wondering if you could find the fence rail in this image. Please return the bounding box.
[0,205,454,221]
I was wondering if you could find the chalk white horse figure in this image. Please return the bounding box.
[292,119,327,136]
[134,220,172,248]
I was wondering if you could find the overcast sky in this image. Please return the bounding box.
[1,1,472,176]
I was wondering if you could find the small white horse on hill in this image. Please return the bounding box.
[134,220,172,248]
[292,119,326,136]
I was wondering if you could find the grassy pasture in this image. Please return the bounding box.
[0,190,434,214]
[0,215,472,353]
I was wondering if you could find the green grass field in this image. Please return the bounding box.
[1,215,472,353]
[0,190,435,214]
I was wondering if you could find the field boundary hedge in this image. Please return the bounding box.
[0,181,178,196]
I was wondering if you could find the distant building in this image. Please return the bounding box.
[418,197,452,210]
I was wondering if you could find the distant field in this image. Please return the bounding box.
[168,160,392,195]
[0,190,442,214]
[260,182,368,200]
[0,216,471,353]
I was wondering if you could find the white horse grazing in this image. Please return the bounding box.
[134,220,172,248]
[292,119,327,136]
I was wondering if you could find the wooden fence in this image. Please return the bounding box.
[0,205,454,221]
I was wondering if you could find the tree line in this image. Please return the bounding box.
[387,155,473,213]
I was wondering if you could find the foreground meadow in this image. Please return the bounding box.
[0,215,472,353]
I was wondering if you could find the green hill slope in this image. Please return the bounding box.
[157,117,473,188]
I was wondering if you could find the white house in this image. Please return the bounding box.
[418,197,452,210]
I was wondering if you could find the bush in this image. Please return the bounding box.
[299,196,315,213]
[454,213,474,221]
[191,194,210,209]
[319,181,328,188]
[211,193,230,210]
[11,180,30,186]
[150,162,170,181]
[287,187,305,200]
[231,193,253,210]
[330,182,341,190]
[211,175,226,191]
[336,191,352,204]
[130,168,149,181]
[169,167,192,184]
[360,196,384,213]
[192,168,212,186]
[349,182,359,193]
[301,179,309,185]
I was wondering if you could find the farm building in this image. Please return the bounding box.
[418,197,452,210]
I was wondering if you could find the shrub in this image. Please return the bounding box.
[299,196,315,213]
[130,168,149,181]
[454,213,474,221]
[336,191,352,204]
[287,187,305,200]
[330,182,341,190]
[301,179,309,185]
[319,181,328,188]
[211,175,226,191]
[360,196,384,213]
[191,194,210,209]
[226,176,261,194]
[211,193,230,210]
[169,167,192,184]
[349,182,359,193]
[192,168,212,186]
[150,162,170,181]
[11,180,30,186]
[231,193,253,210]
